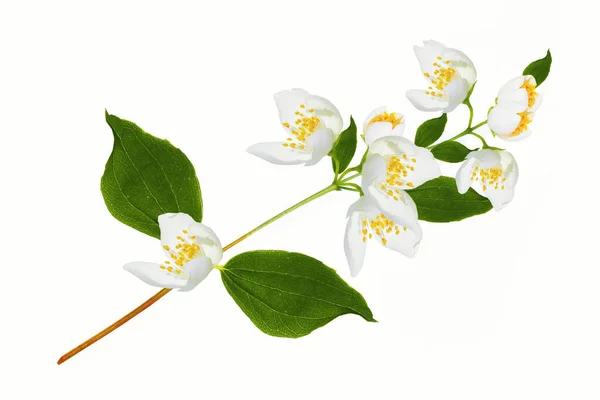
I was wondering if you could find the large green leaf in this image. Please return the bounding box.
[414,113,447,148]
[523,50,552,86]
[406,176,492,222]
[101,112,202,238]
[221,250,376,338]
[430,141,475,163]
[331,116,357,174]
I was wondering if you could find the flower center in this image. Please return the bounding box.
[160,229,202,273]
[510,111,533,137]
[361,214,407,246]
[379,155,417,200]
[369,111,403,129]
[281,104,321,148]
[424,56,457,97]
[521,76,538,108]
[470,165,506,191]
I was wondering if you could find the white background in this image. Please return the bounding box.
[0,0,596,399]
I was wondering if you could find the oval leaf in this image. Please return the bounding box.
[523,50,552,86]
[414,113,447,148]
[101,112,203,238]
[221,250,376,338]
[331,116,357,174]
[406,176,492,222]
[430,141,475,163]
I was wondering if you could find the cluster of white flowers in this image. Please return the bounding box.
[123,40,545,288]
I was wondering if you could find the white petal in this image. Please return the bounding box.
[456,157,477,194]
[499,129,532,142]
[368,137,441,188]
[363,106,388,132]
[375,219,423,258]
[500,151,519,189]
[414,40,447,77]
[159,213,197,257]
[407,146,442,187]
[305,128,335,166]
[485,186,516,211]
[530,92,543,112]
[498,76,525,95]
[469,149,501,169]
[497,76,528,111]
[305,95,343,134]
[247,142,312,165]
[123,262,187,289]
[369,136,417,157]
[346,195,380,217]
[406,89,450,112]
[488,106,521,136]
[188,223,223,265]
[365,122,394,146]
[274,88,310,127]
[445,78,469,112]
[361,154,386,194]
[367,187,420,234]
[442,47,477,85]
[344,211,368,277]
[179,257,214,292]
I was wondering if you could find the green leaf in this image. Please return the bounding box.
[331,117,357,174]
[430,141,475,163]
[221,250,376,338]
[414,114,447,148]
[406,176,492,222]
[523,50,552,86]
[101,112,203,238]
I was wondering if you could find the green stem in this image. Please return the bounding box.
[471,120,487,131]
[428,119,490,150]
[465,99,474,128]
[223,183,339,251]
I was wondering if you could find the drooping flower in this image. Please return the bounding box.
[344,195,422,277]
[124,213,222,292]
[488,75,542,141]
[456,149,519,210]
[361,136,441,223]
[247,88,343,166]
[362,106,405,145]
[406,40,477,113]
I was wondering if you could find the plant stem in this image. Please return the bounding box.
[57,288,172,365]
[465,98,474,128]
[57,178,354,365]
[427,120,489,150]
[221,183,338,251]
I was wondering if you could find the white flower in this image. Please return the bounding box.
[361,136,441,224]
[406,40,477,113]
[344,195,422,277]
[456,149,519,210]
[124,213,222,292]
[247,88,343,166]
[362,106,405,145]
[488,75,542,141]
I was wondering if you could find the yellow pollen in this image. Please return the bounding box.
[521,76,538,109]
[369,111,403,129]
[425,56,457,97]
[478,166,504,192]
[379,154,418,198]
[510,111,533,137]
[161,229,203,273]
[282,104,323,144]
